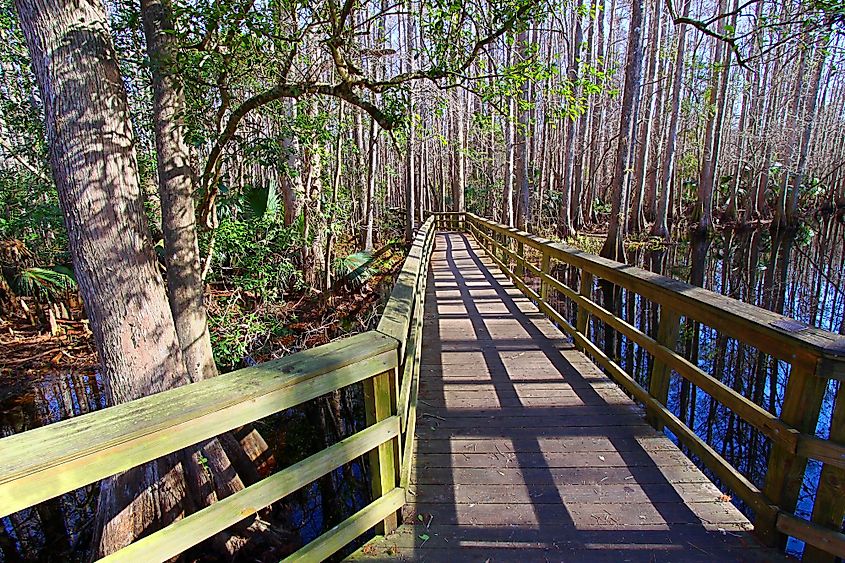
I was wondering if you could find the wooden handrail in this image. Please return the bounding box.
[0,217,438,562]
[431,211,845,562]
[465,213,845,377]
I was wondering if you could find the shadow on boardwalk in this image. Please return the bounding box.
[350,233,786,562]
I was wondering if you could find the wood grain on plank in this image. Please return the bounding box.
[350,232,784,561]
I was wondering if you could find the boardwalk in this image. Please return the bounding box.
[350,233,784,562]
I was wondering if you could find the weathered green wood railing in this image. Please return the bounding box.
[431,210,845,562]
[0,216,436,562]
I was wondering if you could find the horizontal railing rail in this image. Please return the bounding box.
[0,216,437,562]
[430,211,845,562]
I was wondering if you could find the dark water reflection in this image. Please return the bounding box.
[0,370,105,561]
[549,217,844,557]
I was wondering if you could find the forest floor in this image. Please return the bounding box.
[0,240,408,407]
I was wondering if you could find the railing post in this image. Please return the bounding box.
[363,368,399,535]
[646,306,682,429]
[759,359,828,547]
[515,241,525,278]
[539,251,550,302]
[805,376,845,563]
[575,272,594,347]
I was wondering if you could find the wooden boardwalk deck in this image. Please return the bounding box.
[349,233,785,562]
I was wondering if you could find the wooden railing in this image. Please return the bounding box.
[431,211,845,562]
[0,217,436,562]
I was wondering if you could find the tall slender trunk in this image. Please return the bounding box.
[364,118,378,250]
[559,15,582,238]
[773,42,807,230]
[651,0,688,240]
[325,103,345,289]
[404,10,416,240]
[695,0,727,235]
[141,0,216,383]
[451,91,465,213]
[503,43,515,225]
[600,0,643,261]
[630,2,660,233]
[516,32,531,231]
[787,38,827,226]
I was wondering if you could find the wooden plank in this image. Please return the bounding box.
[405,500,753,528]
[647,307,681,430]
[805,382,845,562]
[412,482,725,505]
[286,487,406,562]
[101,416,400,563]
[776,512,845,560]
[0,331,397,517]
[410,465,712,486]
[350,523,777,558]
[761,363,828,545]
[377,217,435,356]
[575,271,594,342]
[364,369,400,534]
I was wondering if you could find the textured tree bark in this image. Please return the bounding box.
[141,0,216,383]
[15,0,196,552]
[16,0,189,414]
[17,0,278,555]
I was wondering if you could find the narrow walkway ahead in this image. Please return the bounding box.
[351,233,784,562]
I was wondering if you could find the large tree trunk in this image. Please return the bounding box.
[15,0,195,551]
[17,0,275,555]
[600,0,643,261]
[16,0,188,421]
[142,0,273,475]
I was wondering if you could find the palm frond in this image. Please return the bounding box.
[17,266,77,298]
